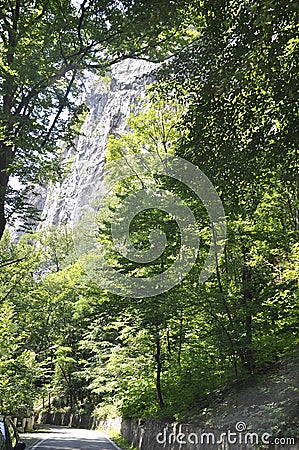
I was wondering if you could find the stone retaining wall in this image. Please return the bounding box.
[38,411,121,432]
[121,418,299,450]
[12,416,35,432]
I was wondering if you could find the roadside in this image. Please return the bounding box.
[104,428,136,450]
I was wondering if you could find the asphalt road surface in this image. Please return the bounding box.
[22,426,121,450]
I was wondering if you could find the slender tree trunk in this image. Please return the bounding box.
[177,310,183,370]
[166,327,172,355]
[211,222,239,376]
[241,250,254,374]
[155,326,165,409]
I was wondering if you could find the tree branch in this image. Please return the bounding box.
[40,69,77,148]
[0,257,26,268]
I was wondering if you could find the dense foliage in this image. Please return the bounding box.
[0,0,298,438]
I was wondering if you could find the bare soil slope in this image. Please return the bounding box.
[197,348,299,440]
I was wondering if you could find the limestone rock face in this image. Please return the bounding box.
[37,58,156,230]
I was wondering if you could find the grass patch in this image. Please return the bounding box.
[105,429,137,450]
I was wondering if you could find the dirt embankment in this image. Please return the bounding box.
[195,347,299,440]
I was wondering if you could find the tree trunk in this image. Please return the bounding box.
[0,143,13,239]
[0,4,18,240]
[241,251,254,374]
[177,310,183,370]
[155,326,165,409]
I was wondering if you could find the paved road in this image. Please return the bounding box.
[21,426,121,450]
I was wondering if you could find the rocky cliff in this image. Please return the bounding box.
[35,58,156,230]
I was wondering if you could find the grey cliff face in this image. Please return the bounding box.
[36,58,156,230]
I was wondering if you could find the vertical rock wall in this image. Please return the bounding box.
[37,59,156,230]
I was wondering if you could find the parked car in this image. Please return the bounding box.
[0,417,25,450]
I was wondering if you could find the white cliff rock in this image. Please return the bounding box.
[37,58,156,230]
